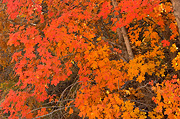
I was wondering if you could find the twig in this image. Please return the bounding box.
[26,106,64,115]
[59,79,79,101]
[101,37,128,62]
[42,99,75,106]
[136,82,149,90]
[32,105,74,119]
[119,80,132,90]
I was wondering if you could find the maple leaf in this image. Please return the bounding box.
[1,0,180,118]
[91,61,98,69]
[135,40,141,46]
[161,40,170,47]
[69,108,73,114]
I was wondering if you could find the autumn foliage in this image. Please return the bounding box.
[0,0,180,118]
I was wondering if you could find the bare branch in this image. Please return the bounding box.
[32,105,74,119]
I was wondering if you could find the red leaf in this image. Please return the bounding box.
[161,40,170,47]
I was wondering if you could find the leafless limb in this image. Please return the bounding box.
[137,82,149,90]
[58,78,79,101]
[119,80,133,90]
[128,99,154,109]
[42,99,75,106]
[26,106,64,115]
[32,105,74,119]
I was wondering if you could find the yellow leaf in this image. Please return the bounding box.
[170,44,177,53]
[106,90,110,94]
[91,61,98,69]
[97,37,101,41]
[125,90,130,95]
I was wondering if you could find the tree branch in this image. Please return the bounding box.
[111,0,134,60]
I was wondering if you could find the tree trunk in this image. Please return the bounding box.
[171,0,180,42]
[111,0,134,60]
